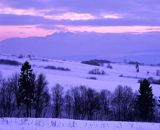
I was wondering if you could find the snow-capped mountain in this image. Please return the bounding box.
[0,32,160,64]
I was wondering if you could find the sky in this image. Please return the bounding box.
[0,0,160,41]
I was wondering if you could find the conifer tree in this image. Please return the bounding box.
[136,79,155,121]
[18,61,35,117]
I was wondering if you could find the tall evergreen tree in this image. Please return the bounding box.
[135,79,155,121]
[18,61,35,117]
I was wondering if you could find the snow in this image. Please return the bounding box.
[0,118,160,130]
[0,54,160,129]
[0,54,160,96]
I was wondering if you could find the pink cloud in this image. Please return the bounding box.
[0,25,56,41]
[44,12,97,21]
[1,25,160,41]
[57,25,160,33]
[0,6,122,21]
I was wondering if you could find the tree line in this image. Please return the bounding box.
[0,61,160,122]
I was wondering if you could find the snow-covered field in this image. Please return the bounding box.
[0,54,160,96]
[0,54,160,130]
[0,118,160,130]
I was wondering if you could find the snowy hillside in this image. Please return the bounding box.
[0,54,160,96]
[0,118,160,130]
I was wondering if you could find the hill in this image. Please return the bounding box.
[0,32,160,64]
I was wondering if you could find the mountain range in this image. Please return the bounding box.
[0,32,160,64]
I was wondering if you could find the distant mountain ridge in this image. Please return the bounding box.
[0,32,160,64]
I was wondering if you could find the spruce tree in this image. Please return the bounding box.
[18,61,35,117]
[136,79,155,121]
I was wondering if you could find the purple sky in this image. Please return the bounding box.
[0,0,160,40]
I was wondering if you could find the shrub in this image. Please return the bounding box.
[57,67,70,71]
[81,59,110,66]
[88,68,105,75]
[87,77,97,80]
[0,59,21,66]
[45,66,56,70]
[18,54,24,59]
[156,70,160,76]
[107,63,113,69]
[119,74,123,77]
[128,61,143,65]
[45,66,70,71]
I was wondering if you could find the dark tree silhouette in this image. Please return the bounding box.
[112,86,136,121]
[158,96,160,107]
[135,79,155,121]
[136,64,139,73]
[52,84,64,118]
[6,74,20,117]
[71,87,82,119]
[99,89,111,120]
[86,88,100,120]
[18,61,35,117]
[64,90,73,118]
[0,74,19,117]
[34,74,50,118]
[71,86,88,119]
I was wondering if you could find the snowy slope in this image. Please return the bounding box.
[0,118,160,130]
[0,54,160,96]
